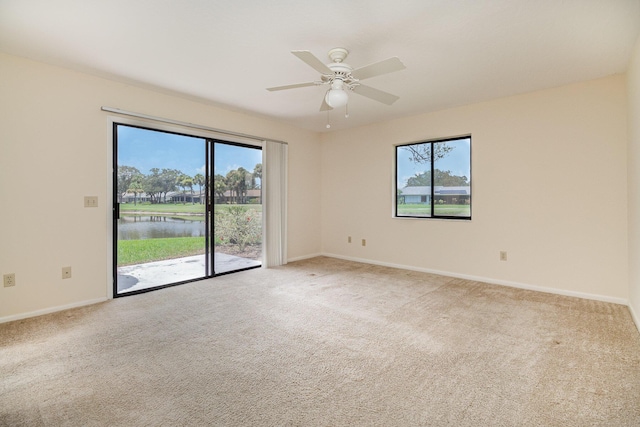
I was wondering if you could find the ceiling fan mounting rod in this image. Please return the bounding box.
[328,47,349,63]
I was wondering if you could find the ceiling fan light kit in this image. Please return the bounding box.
[325,79,349,108]
[267,47,406,120]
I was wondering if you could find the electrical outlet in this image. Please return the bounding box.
[3,273,16,287]
[62,266,72,279]
[362,239,366,247]
[348,236,352,243]
[84,196,98,208]
[500,251,507,261]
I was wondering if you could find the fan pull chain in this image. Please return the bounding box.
[326,111,331,129]
[345,103,349,118]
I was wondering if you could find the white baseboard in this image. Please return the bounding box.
[5,256,637,335]
[629,303,640,335]
[287,253,323,263]
[321,253,629,306]
[0,297,108,324]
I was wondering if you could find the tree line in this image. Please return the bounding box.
[405,169,469,187]
[213,164,261,204]
[117,163,261,205]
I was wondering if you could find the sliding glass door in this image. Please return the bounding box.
[213,141,263,274]
[113,124,262,296]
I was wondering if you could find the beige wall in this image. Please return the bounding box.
[0,53,322,321]
[1,50,635,323]
[628,34,640,329]
[321,75,629,303]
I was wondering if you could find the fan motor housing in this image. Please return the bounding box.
[328,63,352,74]
[327,63,358,89]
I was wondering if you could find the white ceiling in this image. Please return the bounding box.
[1,0,639,133]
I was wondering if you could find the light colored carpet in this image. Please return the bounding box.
[1,256,639,426]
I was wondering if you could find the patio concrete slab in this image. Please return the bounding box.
[117,253,261,293]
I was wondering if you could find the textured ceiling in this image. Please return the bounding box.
[1,0,639,132]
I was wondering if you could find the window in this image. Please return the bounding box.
[395,136,471,219]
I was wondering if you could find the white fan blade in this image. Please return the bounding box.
[352,84,399,105]
[351,57,406,80]
[320,95,333,111]
[267,82,317,91]
[292,50,333,75]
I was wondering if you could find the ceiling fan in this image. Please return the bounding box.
[267,48,406,113]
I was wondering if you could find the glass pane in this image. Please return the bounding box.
[433,138,471,217]
[213,142,262,274]
[116,125,207,294]
[396,142,433,217]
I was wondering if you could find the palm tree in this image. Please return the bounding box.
[213,174,227,203]
[235,167,249,204]
[253,163,262,189]
[127,175,144,205]
[194,173,205,204]
[176,173,193,204]
[225,169,241,203]
[184,176,195,204]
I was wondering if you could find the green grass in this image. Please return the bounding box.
[397,204,470,217]
[117,204,263,266]
[117,236,205,266]
[119,202,262,214]
[434,204,470,216]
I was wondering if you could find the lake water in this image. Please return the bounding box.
[118,215,205,240]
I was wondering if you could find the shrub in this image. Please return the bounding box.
[214,206,261,251]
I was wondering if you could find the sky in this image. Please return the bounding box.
[117,124,468,187]
[117,125,262,177]
[396,138,471,187]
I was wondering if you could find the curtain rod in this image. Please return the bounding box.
[101,107,288,145]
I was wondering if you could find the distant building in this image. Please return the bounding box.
[217,189,262,204]
[120,189,261,204]
[168,191,202,204]
[121,192,152,203]
[400,186,470,205]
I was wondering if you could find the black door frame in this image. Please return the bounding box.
[112,122,262,298]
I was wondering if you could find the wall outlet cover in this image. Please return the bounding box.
[4,273,16,287]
